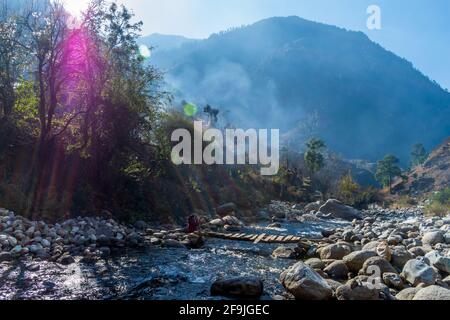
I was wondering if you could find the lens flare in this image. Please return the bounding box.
[183,103,198,117]
[139,45,152,59]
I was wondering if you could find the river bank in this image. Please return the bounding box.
[1,202,450,300]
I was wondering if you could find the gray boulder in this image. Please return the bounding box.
[343,250,378,273]
[422,231,445,246]
[413,285,450,300]
[425,251,450,274]
[317,200,362,221]
[402,259,437,286]
[280,261,333,300]
[320,243,352,260]
[336,280,381,300]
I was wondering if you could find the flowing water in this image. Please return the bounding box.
[0,219,349,300]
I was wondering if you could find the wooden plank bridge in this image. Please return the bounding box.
[205,231,316,244]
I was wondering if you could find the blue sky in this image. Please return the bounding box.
[102,0,450,90]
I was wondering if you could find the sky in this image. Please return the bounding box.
[65,0,450,90]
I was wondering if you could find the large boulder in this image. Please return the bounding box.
[391,246,414,269]
[280,261,333,300]
[336,280,381,300]
[402,259,437,287]
[215,203,237,217]
[320,243,353,260]
[362,256,398,276]
[272,246,298,259]
[317,200,362,221]
[422,231,445,246]
[305,258,326,270]
[211,277,263,298]
[425,251,450,274]
[413,285,450,300]
[396,288,421,300]
[324,261,349,280]
[343,251,378,272]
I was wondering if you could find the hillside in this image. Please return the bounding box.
[143,16,450,163]
[394,137,450,194]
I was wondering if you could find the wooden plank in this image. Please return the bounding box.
[284,235,294,242]
[276,236,285,242]
[254,233,266,244]
[250,235,259,241]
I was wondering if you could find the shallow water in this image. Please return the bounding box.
[0,219,349,300]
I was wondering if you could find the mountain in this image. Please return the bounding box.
[139,33,197,53]
[394,137,450,194]
[141,16,450,163]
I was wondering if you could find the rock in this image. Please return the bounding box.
[280,261,333,300]
[57,254,75,265]
[0,252,12,262]
[362,257,398,276]
[343,250,378,273]
[222,215,243,226]
[336,279,381,300]
[303,201,322,213]
[409,247,427,257]
[324,260,349,280]
[413,285,450,300]
[317,199,362,221]
[402,259,437,286]
[362,241,381,252]
[267,223,282,229]
[305,258,326,270]
[272,246,298,259]
[391,246,414,269]
[134,220,147,230]
[211,277,263,298]
[396,288,421,300]
[425,251,450,274]
[376,242,392,262]
[383,273,404,290]
[216,203,237,217]
[162,239,186,248]
[422,231,445,246]
[320,243,352,260]
[209,219,225,227]
[183,234,204,249]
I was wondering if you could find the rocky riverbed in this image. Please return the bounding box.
[1,201,450,300]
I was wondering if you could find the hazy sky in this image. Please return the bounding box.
[66,0,450,90]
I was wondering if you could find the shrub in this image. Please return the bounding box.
[337,174,378,209]
[426,188,450,217]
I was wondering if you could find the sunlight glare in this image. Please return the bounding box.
[64,0,91,17]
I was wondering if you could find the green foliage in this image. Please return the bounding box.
[337,174,377,209]
[375,154,402,192]
[411,143,428,167]
[304,138,326,175]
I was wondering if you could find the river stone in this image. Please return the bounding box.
[402,259,437,286]
[57,254,75,265]
[211,277,263,298]
[425,251,450,274]
[305,258,326,270]
[391,246,414,269]
[396,288,421,300]
[362,241,381,252]
[215,203,237,217]
[336,279,381,300]
[272,246,298,259]
[383,272,404,290]
[320,243,352,260]
[317,199,362,221]
[343,250,378,272]
[0,252,12,262]
[413,285,450,300]
[324,260,349,280]
[376,242,392,262]
[362,256,398,276]
[422,231,445,246]
[409,247,427,257]
[280,261,333,300]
